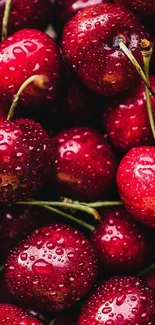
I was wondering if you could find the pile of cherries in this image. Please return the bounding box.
[0,0,155,324]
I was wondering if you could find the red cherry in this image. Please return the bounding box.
[117,146,155,228]
[91,207,155,274]
[0,304,42,324]
[114,0,155,22]
[5,224,98,312]
[50,127,117,201]
[78,276,155,325]
[62,3,149,96]
[0,0,51,37]
[0,118,52,203]
[0,29,61,110]
[102,77,155,152]
[53,0,113,30]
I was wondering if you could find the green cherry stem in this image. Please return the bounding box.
[17,200,101,220]
[119,40,155,98]
[7,74,49,121]
[1,0,12,42]
[61,197,123,209]
[86,201,123,208]
[140,39,155,140]
[43,205,95,231]
[137,262,155,277]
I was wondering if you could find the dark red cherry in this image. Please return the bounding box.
[5,224,98,312]
[50,127,117,201]
[78,276,155,325]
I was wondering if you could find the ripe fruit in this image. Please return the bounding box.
[0,205,54,261]
[5,224,98,312]
[0,29,61,110]
[50,127,117,201]
[0,0,51,37]
[117,146,155,228]
[114,0,155,22]
[0,304,42,324]
[0,118,52,203]
[62,4,148,96]
[53,0,113,30]
[78,276,155,325]
[91,207,154,274]
[102,77,155,152]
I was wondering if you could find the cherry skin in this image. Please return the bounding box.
[5,224,98,312]
[0,29,61,110]
[53,0,113,30]
[117,146,155,228]
[0,118,52,203]
[62,3,149,96]
[50,127,117,201]
[0,304,42,325]
[78,276,155,325]
[0,205,55,261]
[0,0,51,37]
[91,207,155,275]
[114,0,155,22]
[102,77,155,152]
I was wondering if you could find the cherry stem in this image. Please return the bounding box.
[0,265,4,272]
[86,201,123,208]
[137,262,155,277]
[7,74,49,121]
[43,205,95,231]
[17,200,101,220]
[140,39,155,140]
[61,197,123,208]
[119,40,155,98]
[49,320,56,325]
[1,0,12,42]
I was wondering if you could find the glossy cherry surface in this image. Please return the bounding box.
[117,146,155,228]
[91,207,154,274]
[0,118,52,203]
[114,0,155,21]
[0,29,61,110]
[0,304,42,324]
[102,77,155,152]
[78,276,155,325]
[5,224,98,312]
[50,127,117,201]
[62,4,148,96]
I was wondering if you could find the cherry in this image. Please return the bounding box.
[62,3,149,96]
[117,146,155,228]
[0,0,51,38]
[78,276,155,325]
[50,127,117,201]
[0,205,55,261]
[53,0,113,31]
[91,207,155,275]
[142,269,155,296]
[0,304,42,324]
[0,118,52,203]
[102,77,155,152]
[114,0,155,22]
[5,223,98,312]
[0,29,61,111]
